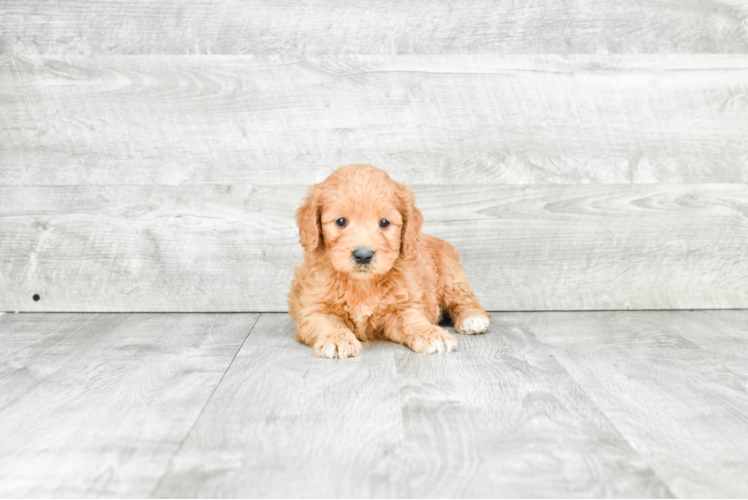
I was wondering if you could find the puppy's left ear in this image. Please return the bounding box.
[296,185,324,252]
[396,183,424,256]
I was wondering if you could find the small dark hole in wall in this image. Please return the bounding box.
[33,294,40,302]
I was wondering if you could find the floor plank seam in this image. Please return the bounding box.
[147,313,262,498]
[553,361,678,497]
[525,326,679,498]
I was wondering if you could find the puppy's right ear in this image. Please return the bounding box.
[295,185,323,252]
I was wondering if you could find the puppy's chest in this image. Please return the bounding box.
[343,298,386,338]
[349,302,375,323]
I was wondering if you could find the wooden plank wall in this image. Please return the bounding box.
[1,1,747,312]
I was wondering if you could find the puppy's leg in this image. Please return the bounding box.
[296,313,361,359]
[384,309,457,354]
[439,249,490,335]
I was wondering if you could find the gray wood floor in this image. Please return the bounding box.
[0,310,746,498]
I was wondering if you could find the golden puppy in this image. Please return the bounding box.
[288,165,490,358]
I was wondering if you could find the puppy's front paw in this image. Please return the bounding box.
[456,314,490,335]
[407,326,458,354]
[313,331,362,359]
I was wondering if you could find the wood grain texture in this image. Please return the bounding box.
[2,311,746,497]
[0,184,302,312]
[0,312,259,497]
[2,183,746,312]
[527,311,748,498]
[155,313,671,498]
[392,316,671,497]
[153,313,409,498]
[645,310,748,378]
[1,0,747,55]
[2,55,748,186]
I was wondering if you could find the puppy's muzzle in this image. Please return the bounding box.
[352,247,375,265]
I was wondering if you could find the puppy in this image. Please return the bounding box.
[288,165,490,358]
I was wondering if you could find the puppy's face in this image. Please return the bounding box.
[296,165,422,281]
[320,193,403,279]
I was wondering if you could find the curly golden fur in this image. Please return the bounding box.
[288,165,490,358]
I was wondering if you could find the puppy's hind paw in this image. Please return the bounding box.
[456,315,490,335]
[313,332,362,359]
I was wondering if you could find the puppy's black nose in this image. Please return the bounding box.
[352,247,374,264]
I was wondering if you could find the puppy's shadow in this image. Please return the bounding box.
[437,311,454,328]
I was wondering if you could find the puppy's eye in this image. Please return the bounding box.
[379,219,390,228]
[336,218,347,227]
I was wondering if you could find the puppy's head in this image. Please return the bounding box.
[296,164,423,280]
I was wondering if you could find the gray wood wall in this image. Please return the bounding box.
[1,1,747,312]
